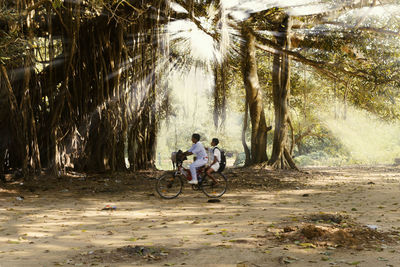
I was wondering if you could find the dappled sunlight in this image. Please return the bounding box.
[287,3,332,16]
[319,105,400,164]
[2,0,400,266]
[1,167,400,265]
[156,64,244,169]
[154,0,400,170]
[168,20,216,63]
[340,4,400,23]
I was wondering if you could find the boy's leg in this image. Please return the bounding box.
[206,163,219,184]
[206,168,216,183]
[189,163,197,182]
[189,158,208,184]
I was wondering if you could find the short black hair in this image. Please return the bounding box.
[192,133,200,141]
[212,138,219,145]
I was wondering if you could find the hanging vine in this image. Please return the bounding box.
[0,0,172,177]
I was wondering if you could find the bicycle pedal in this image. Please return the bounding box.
[191,184,200,190]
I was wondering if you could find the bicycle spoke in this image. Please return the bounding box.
[156,173,183,199]
[201,172,227,198]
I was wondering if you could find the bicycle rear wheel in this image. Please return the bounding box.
[156,173,183,199]
[201,172,227,198]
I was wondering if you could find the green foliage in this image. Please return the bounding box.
[51,0,63,9]
[0,9,27,65]
[294,151,349,167]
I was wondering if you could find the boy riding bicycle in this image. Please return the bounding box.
[183,133,208,184]
[206,138,221,181]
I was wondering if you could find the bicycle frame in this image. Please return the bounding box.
[175,163,204,182]
[173,151,209,185]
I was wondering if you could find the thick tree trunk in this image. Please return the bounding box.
[85,111,105,172]
[0,65,27,174]
[241,100,251,166]
[126,13,161,171]
[268,15,298,170]
[241,26,269,164]
[21,57,41,176]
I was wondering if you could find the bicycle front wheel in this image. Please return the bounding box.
[201,172,227,198]
[156,173,183,199]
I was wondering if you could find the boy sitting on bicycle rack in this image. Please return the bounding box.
[182,133,208,185]
[206,138,221,182]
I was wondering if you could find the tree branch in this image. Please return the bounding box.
[170,8,219,42]
[321,21,400,36]
[251,27,376,83]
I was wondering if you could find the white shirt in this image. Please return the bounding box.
[188,141,207,159]
[211,147,221,163]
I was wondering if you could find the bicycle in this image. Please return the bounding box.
[155,151,227,199]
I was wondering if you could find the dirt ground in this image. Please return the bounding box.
[1,166,400,267]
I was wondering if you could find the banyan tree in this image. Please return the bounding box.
[1,0,400,178]
[0,0,173,176]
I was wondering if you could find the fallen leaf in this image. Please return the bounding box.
[347,261,361,265]
[299,242,316,248]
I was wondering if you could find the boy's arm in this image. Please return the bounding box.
[210,149,218,165]
[184,144,195,156]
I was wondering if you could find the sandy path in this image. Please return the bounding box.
[0,166,400,267]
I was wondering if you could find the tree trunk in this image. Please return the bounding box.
[0,65,27,174]
[241,26,269,164]
[241,99,251,166]
[343,80,349,120]
[268,15,298,170]
[213,62,227,131]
